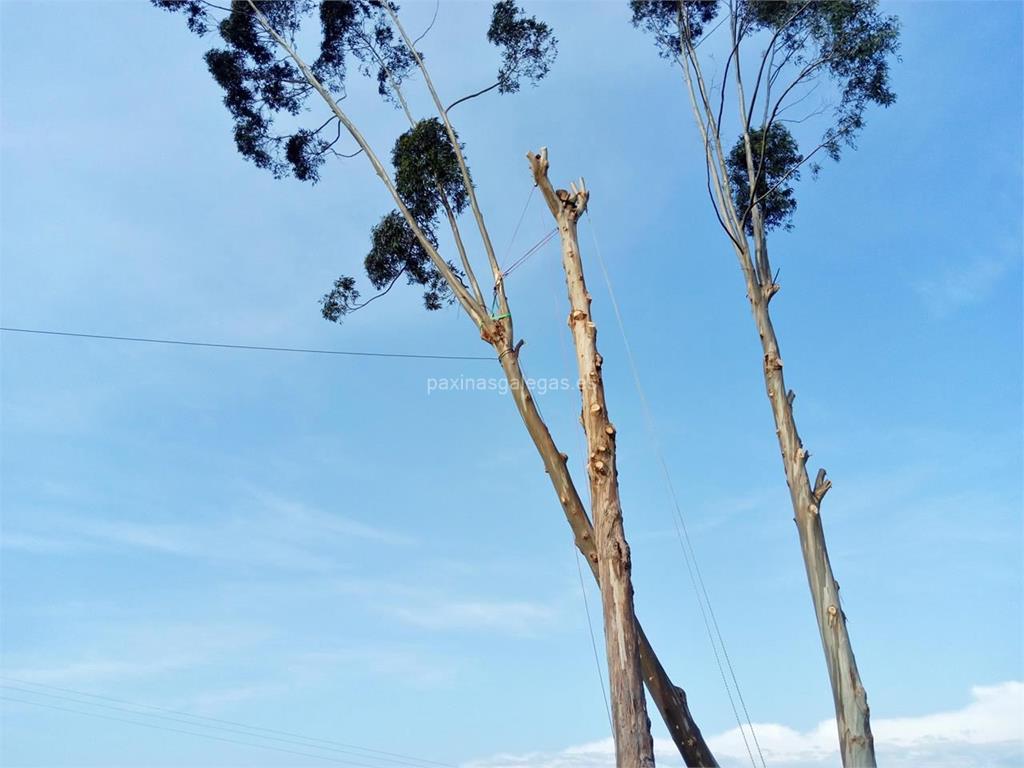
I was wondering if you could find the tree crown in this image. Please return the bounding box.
[155,0,556,318]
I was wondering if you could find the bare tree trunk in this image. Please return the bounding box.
[525,150,655,767]
[495,331,715,767]
[741,228,876,767]
[493,290,715,765]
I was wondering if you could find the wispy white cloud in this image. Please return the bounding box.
[1,490,410,572]
[2,622,267,687]
[915,252,1017,316]
[390,599,556,633]
[331,577,558,635]
[288,647,459,688]
[466,681,1024,768]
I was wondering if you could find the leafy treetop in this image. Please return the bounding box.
[629,0,899,232]
[488,0,557,94]
[726,123,802,234]
[155,0,556,317]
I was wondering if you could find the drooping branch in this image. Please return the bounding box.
[445,81,500,114]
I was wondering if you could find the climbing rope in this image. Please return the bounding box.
[488,185,557,321]
[500,228,558,278]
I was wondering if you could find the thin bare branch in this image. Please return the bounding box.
[445,82,500,114]
[411,0,440,47]
[745,1,814,127]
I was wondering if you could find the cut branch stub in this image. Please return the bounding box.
[813,468,832,502]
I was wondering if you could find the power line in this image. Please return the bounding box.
[0,678,453,768]
[0,327,493,362]
[0,695,390,767]
[583,211,767,768]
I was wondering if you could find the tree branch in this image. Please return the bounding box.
[745,1,814,128]
[445,81,501,114]
[385,5,511,342]
[244,0,486,327]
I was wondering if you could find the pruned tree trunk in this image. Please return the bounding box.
[527,149,655,768]
[740,226,876,767]
[668,14,877,759]
[495,326,716,767]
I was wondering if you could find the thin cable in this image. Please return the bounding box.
[502,228,558,278]
[0,327,492,362]
[501,184,537,264]
[0,677,453,768]
[573,545,613,732]
[584,211,767,768]
[0,685,444,768]
[0,695,389,767]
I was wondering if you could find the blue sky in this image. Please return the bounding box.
[1,1,1021,767]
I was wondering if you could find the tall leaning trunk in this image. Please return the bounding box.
[489,150,716,767]
[740,225,876,766]
[528,149,655,767]
[495,339,715,766]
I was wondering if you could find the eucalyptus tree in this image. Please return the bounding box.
[153,2,717,764]
[631,1,899,765]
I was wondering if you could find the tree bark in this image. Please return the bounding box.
[495,331,715,767]
[490,147,717,767]
[739,227,876,767]
[525,152,655,767]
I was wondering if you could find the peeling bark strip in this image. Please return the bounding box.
[529,148,656,768]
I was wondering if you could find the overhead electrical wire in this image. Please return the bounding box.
[0,327,492,362]
[1,695,396,767]
[0,678,455,768]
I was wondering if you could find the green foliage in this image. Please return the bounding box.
[154,1,413,179]
[727,124,802,234]
[629,1,721,57]
[631,0,899,234]
[365,212,456,311]
[317,1,418,105]
[312,118,470,319]
[321,212,458,321]
[155,0,554,319]
[742,0,900,159]
[487,0,558,93]
[393,119,469,225]
[153,0,209,34]
[285,130,330,183]
[320,275,361,321]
